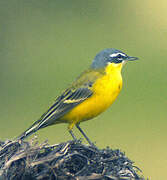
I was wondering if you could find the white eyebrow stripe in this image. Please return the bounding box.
[109,52,126,58]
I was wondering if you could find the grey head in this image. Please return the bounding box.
[91,48,138,69]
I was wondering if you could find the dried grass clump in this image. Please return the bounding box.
[0,138,145,180]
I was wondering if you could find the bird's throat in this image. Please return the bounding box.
[105,63,123,74]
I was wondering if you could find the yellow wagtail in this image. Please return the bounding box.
[17,48,138,145]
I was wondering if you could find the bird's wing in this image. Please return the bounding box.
[17,69,104,140]
[37,69,105,127]
[38,87,93,128]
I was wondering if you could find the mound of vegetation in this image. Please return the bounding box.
[0,138,145,180]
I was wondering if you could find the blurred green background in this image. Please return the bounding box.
[0,1,166,179]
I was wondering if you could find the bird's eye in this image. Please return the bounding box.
[109,53,126,59]
[116,54,123,59]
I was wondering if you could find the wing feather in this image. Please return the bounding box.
[38,87,93,128]
[17,69,104,140]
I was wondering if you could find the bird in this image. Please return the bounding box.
[17,48,138,146]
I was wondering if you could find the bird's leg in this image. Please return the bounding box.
[68,129,77,141]
[76,123,95,147]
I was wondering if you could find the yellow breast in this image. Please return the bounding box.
[61,63,123,129]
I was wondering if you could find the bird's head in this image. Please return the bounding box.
[91,48,138,69]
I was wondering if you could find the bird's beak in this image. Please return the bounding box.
[125,56,139,61]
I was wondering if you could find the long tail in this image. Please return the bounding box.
[16,119,44,140]
[16,109,62,140]
[16,101,60,140]
[16,90,73,140]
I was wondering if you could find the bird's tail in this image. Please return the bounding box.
[16,101,62,141]
[16,119,43,141]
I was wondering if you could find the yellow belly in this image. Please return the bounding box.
[60,63,123,130]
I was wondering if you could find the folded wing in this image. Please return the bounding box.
[17,69,104,140]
